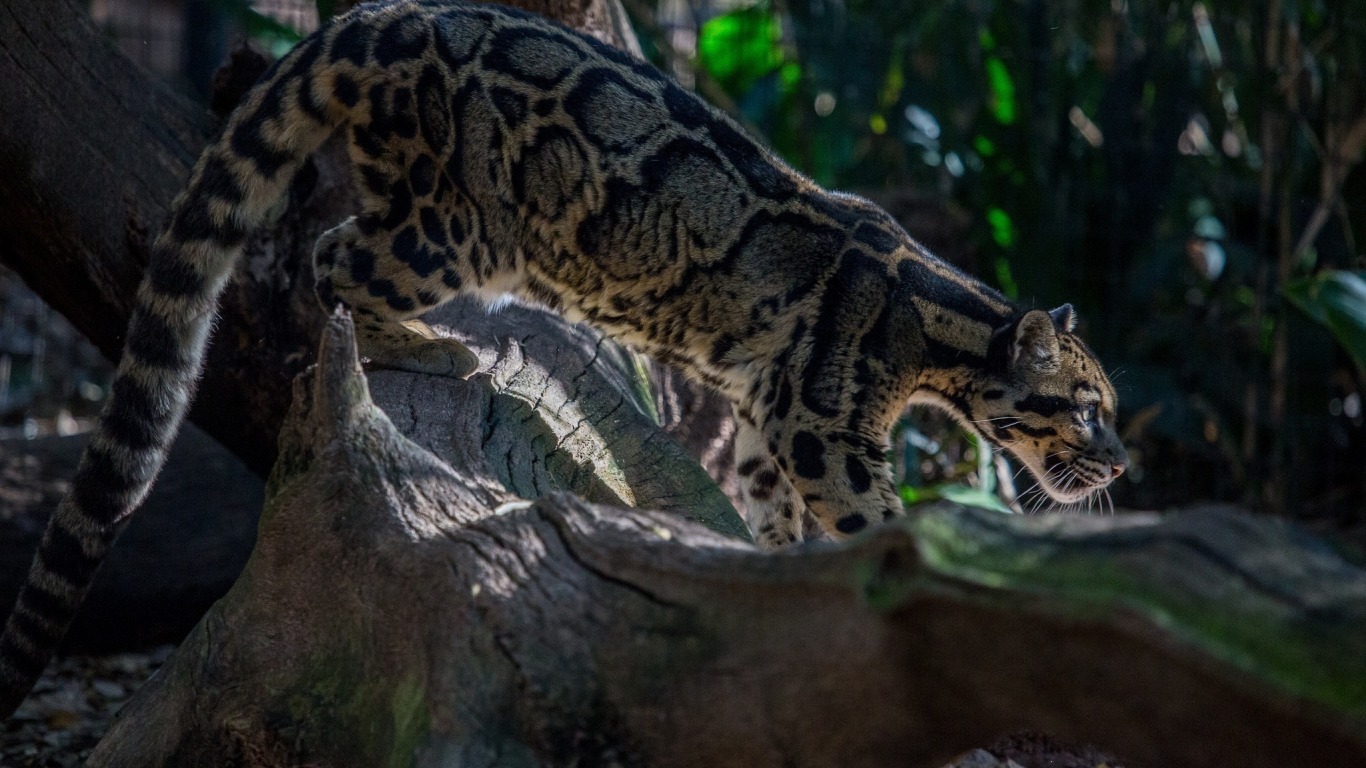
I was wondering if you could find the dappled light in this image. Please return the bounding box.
[0,0,1361,765]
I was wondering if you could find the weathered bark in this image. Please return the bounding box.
[87,313,1366,768]
[0,427,263,652]
[360,297,741,535]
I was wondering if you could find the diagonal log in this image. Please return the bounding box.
[1,0,292,474]
[0,0,654,477]
[88,313,1366,768]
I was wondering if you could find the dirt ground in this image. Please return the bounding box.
[1,648,173,766]
[1,647,1123,767]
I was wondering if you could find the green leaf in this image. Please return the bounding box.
[899,485,929,505]
[899,483,1013,514]
[698,6,785,96]
[936,484,1014,514]
[209,0,304,45]
[993,256,1019,299]
[984,56,1017,125]
[1285,270,1366,374]
[986,206,1016,249]
[878,43,905,109]
[316,0,336,23]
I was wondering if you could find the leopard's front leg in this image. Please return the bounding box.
[762,408,903,541]
[734,410,808,549]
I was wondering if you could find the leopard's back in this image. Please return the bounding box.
[324,3,929,400]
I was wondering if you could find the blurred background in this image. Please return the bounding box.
[2,0,1362,541]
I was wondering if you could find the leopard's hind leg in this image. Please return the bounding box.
[313,215,480,378]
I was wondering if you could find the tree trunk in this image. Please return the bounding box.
[88,313,1366,768]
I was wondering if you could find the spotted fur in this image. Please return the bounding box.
[0,0,1125,714]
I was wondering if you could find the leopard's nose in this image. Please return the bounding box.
[1109,446,1129,479]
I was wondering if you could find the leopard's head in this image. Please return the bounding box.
[968,304,1127,505]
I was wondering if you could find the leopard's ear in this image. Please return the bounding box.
[1048,303,1076,333]
[1011,310,1061,375]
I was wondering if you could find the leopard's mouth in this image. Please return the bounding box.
[1025,453,1119,505]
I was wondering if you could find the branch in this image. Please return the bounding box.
[1291,111,1366,262]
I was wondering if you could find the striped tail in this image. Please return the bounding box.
[0,32,341,716]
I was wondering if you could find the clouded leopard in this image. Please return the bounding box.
[0,0,1127,714]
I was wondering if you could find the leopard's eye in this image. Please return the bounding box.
[1077,404,1098,424]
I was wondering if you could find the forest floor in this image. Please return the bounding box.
[0,646,1124,767]
[1,647,173,766]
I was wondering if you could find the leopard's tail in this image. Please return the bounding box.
[0,28,348,716]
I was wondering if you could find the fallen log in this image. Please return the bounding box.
[88,313,1366,768]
